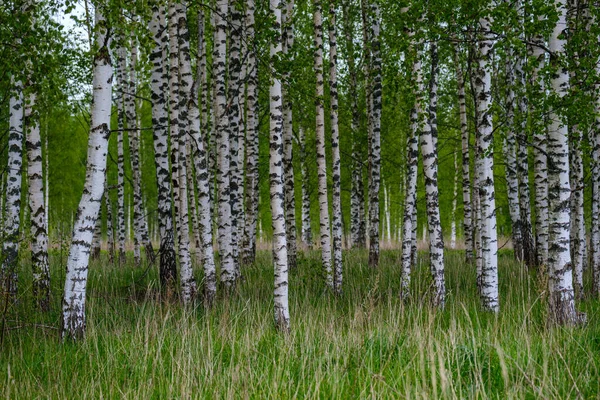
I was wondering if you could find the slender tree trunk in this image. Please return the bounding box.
[115,42,127,265]
[214,0,236,288]
[314,0,333,288]
[169,2,197,304]
[474,14,499,312]
[450,151,458,249]
[228,0,243,275]
[400,25,422,300]
[187,143,203,267]
[188,66,218,307]
[2,77,24,300]
[546,0,580,325]
[366,0,381,268]
[25,86,50,310]
[242,0,260,265]
[530,31,549,267]
[299,126,312,248]
[343,1,366,249]
[282,0,298,270]
[150,2,177,288]
[515,52,536,269]
[105,181,115,264]
[62,7,112,339]
[421,41,445,308]
[504,50,523,262]
[329,0,342,293]
[270,0,290,332]
[593,73,600,295]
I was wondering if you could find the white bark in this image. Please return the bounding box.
[329,0,342,293]
[282,0,297,270]
[270,0,290,332]
[474,14,499,312]
[242,0,260,265]
[62,7,112,339]
[314,0,333,288]
[150,2,177,287]
[546,0,579,325]
[214,0,235,288]
[2,79,24,298]
[299,127,312,248]
[421,41,445,308]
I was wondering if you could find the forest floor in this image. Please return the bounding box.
[1,249,599,398]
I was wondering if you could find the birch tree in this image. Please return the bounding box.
[150,0,177,288]
[2,81,24,299]
[270,0,290,332]
[546,0,580,325]
[420,41,445,307]
[314,0,333,288]
[62,6,112,339]
[242,0,260,265]
[299,126,312,248]
[282,0,297,269]
[473,11,499,312]
[343,0,366,249]
[329,0,342,293]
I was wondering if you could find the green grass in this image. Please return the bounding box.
[2,249,600,398]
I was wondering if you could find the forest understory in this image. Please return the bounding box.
[2,248,599,398]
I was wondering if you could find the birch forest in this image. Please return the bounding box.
[3,0,600,396]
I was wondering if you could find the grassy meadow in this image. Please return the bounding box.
[2,248,600,398]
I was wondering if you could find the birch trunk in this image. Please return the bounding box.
[450,152,458,249]
[421,41,445,308]
[115,42,127,265]
[25,87,50,310]
[314,0,333,288]
[168,2,197,304]
[366,0,381,268]
[530,31,549,267]
[343,2,366,249]
[282,0,297,269]
[270,0,290,332]
[62,7,112,339]
[188,70,218,307]
[593,74,600,296]
[228,0,243,275]
[299,127,312,248]
[400,25,422,300]
[546,0,579,325]
[474,14,499,312]
[242,0,260,265]
[329,0,342,293]
[2,79,23,299]
[150,2,177,288]
[504,50,523,261]
[214,0,235,287]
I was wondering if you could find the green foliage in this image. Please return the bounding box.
[2,249,600,397]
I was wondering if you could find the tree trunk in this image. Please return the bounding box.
[546,0,580,325]
[474,14,499,312]
[366,0,381,268]
[270,0,290,332]
[25,86,50,310]
[228,0,243,276]
[214,0,236,288]
[150,2,177,288]
[62,7,112,339]
[299,126,312,249]
[282,0,297,270]
[329,0,342,293]
[421,41,445,308]
[400,23,422,300]
[115,42,127,265]
[169,2,197,304]
[343,1,366,249]
[242,0,260,265]
[504,49,523,262]
[314,0,333,288]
